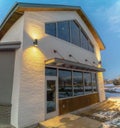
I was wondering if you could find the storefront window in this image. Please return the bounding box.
[84,72,92,94]
[59,70,72,98]
[92,72,98,92]
[73,71,84,96]
[46,67,98,99]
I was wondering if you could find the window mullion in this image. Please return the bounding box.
[91,73,94,92]
[72,70,74,96]
[96,73,98,92]
[69,21,72,43]
[56,22,58,37]
[83,72,85,95]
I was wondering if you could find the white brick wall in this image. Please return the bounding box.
[97,72,106,102]
[11,48,23,128]
[18,46,46,127]
[0,16,24,127]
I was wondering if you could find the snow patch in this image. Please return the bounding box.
[105,84,115,88]
[101,118,120,128]
[93,110,118,121]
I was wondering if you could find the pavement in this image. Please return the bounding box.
[1,98,119,128]
[40,98,120,128]
[40,113,102,128]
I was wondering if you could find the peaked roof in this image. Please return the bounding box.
[0,2,105,50]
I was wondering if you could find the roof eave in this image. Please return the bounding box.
[0,2,105,50]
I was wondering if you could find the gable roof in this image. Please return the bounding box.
[0,2,105,50]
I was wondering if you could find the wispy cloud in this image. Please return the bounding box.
[90,0,120,34]
[106,1,120,33]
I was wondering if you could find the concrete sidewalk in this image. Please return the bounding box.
[40,114,102,128]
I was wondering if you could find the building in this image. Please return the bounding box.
[0,2,105,128]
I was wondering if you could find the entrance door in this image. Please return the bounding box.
[46,76,58,119]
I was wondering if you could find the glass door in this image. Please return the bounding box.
[46,76,58,119]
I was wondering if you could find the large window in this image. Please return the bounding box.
[84,72,92,94]
[45,68,98,99]
[45,20,94,53]
[59,70,72,98]
[73,71,84,96]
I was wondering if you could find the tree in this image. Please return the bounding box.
[113,79,120,85]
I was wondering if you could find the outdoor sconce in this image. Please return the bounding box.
[98,61,102,65]
[33,39,38,46]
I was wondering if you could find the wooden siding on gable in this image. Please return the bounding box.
[0,12,23,40]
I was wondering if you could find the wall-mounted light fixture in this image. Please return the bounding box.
[33,39,38,46]
[98,61,102,65]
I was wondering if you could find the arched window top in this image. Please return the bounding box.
[45,20,94,53]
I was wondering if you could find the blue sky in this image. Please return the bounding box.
[0,0,120,80]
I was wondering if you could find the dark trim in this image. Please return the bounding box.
[0,2,105,50]
[0,104,12,107]
[0,41,21,50]
[0,3,23,31]
[17,2,81,9]
[45,58,105,72]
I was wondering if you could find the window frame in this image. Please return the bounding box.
[45,67,98,100]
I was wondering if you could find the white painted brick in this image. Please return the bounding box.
[97,72,106,102]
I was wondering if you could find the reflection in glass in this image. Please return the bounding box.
[58,21,70,42]
[92,73,98,92]
[84,72,92,94]
[45,68,57,76]
[88,41,94,52]
[45,23,56,36]
[59,70,72,98]
[47,80,56,113]
[81,30,89,50]
[70,21,80,46]
[73,71,84,96]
